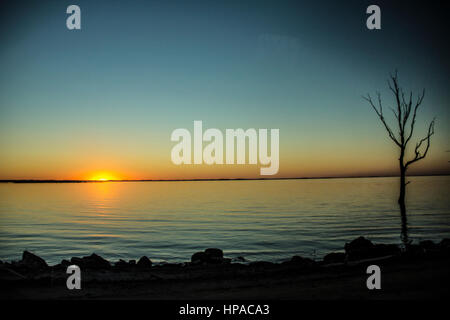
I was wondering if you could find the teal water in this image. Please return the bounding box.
[0,176,449,265]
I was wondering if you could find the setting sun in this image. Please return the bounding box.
[89,172,119,181]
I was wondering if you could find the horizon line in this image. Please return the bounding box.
[0,173,449,183]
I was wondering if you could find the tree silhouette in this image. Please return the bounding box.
[364,71,435,246]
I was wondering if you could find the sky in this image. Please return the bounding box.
[0,0,449,180]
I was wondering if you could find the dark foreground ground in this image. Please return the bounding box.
[1,237,449,299]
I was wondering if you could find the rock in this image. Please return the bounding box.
[51,259,70,271]
[51,263,65,271]
[70,257,83,266]
[205,248,224,264]
[205,248,223,259]
[191,248,223,264]
[79,253,111,270]
[22,251,48,270]
[282,255,316,268]
[290,255,315,266]
[129,260,136,265]
[345,237,402,260]
[61,259,71,267]
[323,252,346,264]
[114,259,129,269]
[291,255,305,263]
[345,236,374,260]
[137,256,152,268]
[345,236,374,250]
[192,248,225,264]
[234,256,247,263]
[191,251,207,264]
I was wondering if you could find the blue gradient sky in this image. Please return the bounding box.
[0,0,449,179]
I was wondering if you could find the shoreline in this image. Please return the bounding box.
[1,237,449,299]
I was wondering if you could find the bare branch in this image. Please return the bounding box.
[400,90,412,129]
[405,118,435,167]
[388,71,403,137]
[405,89,425,145]
[363,93,401,147]
[389,106,400,122]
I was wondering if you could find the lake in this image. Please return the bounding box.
[0,176,449,265]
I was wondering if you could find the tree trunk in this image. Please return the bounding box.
[399,163,408,246]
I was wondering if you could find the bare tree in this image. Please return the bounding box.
[364,71,435,245]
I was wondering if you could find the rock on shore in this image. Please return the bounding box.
[344,236,400,260]
[191,248,228,264]
[1,237,449,283]
[22,251,48,270]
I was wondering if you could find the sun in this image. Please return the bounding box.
[89,172,118,181]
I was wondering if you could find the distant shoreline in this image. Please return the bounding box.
[0,174,448,183]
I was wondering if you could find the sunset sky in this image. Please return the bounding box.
[0,0,449,180]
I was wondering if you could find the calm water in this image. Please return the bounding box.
[0,176,449,265]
